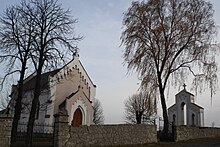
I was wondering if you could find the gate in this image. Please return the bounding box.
[158,117,176,141]
[12,122,54,147]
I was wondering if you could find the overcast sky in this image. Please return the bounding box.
[0,0,220,127]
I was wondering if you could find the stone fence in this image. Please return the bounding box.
[2,113,220,147]
[175,126,220,141]
[0,115,13,147]
[54,114,157,147]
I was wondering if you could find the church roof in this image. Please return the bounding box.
[66,86,92,103]
[22,69,61,91]
[168,104,176,110]
[79,60,96,87]
[175,89,194,97]
[14,53,96,92]
[191,103,204,109]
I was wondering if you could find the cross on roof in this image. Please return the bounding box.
[183,83,186,90]
[73,49,79,57]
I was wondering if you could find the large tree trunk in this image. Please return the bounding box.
[11,62,26,145]
[136,111,143,124]
[26,62,43,145]
[160,90,169,139]
[158,75,169,139]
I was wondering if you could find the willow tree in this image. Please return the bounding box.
[121,0,218,137]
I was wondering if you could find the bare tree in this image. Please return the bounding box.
[1,0,81,145]
[121,0,218,137]
[0,3,34,144]
[93,98,104,125]
[18,0,82,145]
[124,92,156,124]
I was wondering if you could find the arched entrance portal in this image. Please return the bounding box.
[180,102,187,125]
[72,108,82,126]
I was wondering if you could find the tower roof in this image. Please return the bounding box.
[175,83,194,96]
[191,103,204,109]
[175,89,194,97]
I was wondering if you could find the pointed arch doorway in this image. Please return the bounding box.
[72,108,82,126]
[180,102,187,125]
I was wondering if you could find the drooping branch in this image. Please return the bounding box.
[121,0,218,137]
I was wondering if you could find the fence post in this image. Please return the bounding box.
[53,113,69,147]
[0,114,13,147]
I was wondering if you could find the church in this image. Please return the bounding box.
[7,52,96,131]
[168,85,204,127]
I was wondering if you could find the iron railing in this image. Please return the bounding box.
[17,122,54,134]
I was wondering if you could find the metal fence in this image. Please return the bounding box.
[14,122,54,147]
[17,122,54,134]
[157,117,176,141]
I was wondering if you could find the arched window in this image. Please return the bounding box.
[173,114,176,125]
[192,113,195,126]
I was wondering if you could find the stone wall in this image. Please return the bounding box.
[0,115,13,147]
[175,126,220,141]
[54,114,157,147]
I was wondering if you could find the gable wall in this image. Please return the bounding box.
[169,90,204,127]
[8,55,96,127]
[66,89,93,125]
[48,55,96,125]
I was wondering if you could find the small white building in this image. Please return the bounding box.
[8,52,96,131]
[168,85,204,127]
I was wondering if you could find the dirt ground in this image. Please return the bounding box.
[147,137,220,147]
[110,137,220,147]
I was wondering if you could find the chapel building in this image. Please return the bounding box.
[7,52,96,131]
[168,85,204,127]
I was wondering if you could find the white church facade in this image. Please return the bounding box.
[168,85,204,127]
[8,52,96,131]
